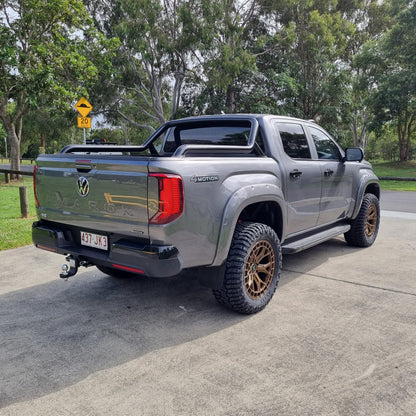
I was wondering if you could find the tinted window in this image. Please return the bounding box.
[308,126,341,160]
[163,123,251,153]
[276,123,311,159]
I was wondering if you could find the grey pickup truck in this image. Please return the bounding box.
[32,114,380,314]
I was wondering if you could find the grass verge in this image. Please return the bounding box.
[371,161,416,191]
[0,177,36,250]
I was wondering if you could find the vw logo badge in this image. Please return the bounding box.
[77,176,90,197]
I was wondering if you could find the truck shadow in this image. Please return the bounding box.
[0,267,244,408]
[0,237,358,408]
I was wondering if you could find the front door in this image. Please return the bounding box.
[307,125,354,226]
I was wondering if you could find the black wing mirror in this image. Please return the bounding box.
[343,147,364,162]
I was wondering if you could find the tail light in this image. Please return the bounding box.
[33,165,40,208]
[149,173,184,224]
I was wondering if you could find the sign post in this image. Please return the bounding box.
[75,97,93,144]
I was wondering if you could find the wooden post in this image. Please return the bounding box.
[5,172,9,183]
[19,186,29,218]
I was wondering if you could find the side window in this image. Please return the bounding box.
[276,122,311,159]
[308,126,341,160]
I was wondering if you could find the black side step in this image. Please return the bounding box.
[282,224,351,254]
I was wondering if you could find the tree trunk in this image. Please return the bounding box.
[350,112,368,149]
[40,133,46,154]
[350,119,359,147]
[3,118,22,180]
[226,86,236,113]
[0,97,23,180]
[171,70,185,120]
[397,114,415,162]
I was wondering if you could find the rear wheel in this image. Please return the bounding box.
[213,222,282,314]
[344,193,380,247]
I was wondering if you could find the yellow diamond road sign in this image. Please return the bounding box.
[75,97,93,117]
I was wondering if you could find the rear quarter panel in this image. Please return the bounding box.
[147,156,283,268]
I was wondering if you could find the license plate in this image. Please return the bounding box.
[80,231,108,251]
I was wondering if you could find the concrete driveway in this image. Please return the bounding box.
[0,203,415,415]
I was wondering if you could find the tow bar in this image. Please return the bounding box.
[60,255,92,279]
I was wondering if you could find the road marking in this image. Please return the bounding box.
[381,210,416,220]
[283,269,416,297]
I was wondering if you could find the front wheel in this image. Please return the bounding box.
[344,193,380,247]
[213,222,282,314]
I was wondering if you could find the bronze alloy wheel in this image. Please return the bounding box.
[365,203,378,238]
[213,222,282,314]
[344,193,380,248]
[244,239,276,300]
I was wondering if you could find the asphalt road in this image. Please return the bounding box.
[381,190,416,213]
[0,194,415,414]
[0,163,35,173]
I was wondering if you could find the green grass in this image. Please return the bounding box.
[0,176,36,250]
[0,158,35,165]
[371,161,416,191]
[371,161,416,177]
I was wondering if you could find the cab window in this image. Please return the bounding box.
[276,122,311,159]
[308,126,341,161]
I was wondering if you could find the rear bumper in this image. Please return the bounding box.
[32,220,182,278]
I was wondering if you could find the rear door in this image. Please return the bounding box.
[273,122,322,236]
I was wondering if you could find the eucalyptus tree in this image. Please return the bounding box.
[0,0,115,178]
[251,0,395,147]
[364,1,416,161]
[98,0,204,132]
[88,0,263,132]
[342,0,393,149]
[255,0,355,128]
[197,0,260,114]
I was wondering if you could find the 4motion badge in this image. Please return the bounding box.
[190,174,219,183]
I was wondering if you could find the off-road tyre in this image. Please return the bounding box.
[213,222,282,314]
[96,265,137,279]
[344,193,380,247]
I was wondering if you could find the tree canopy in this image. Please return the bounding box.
[0,0,116,176]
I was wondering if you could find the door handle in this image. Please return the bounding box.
[324,169,334,177]
[290,170,302,178]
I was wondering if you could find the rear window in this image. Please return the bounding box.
[161,121,252,153]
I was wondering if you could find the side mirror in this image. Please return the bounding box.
[344,147,364,162]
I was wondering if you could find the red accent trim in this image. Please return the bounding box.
[36,244,57,253]
[111,263,145,274]
[33,165,40,208]
[75,159,92,163]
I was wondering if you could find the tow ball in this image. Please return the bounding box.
[59,256,93,279]
[60,256,79,279]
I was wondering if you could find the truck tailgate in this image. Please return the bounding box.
[35,155,150,238]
